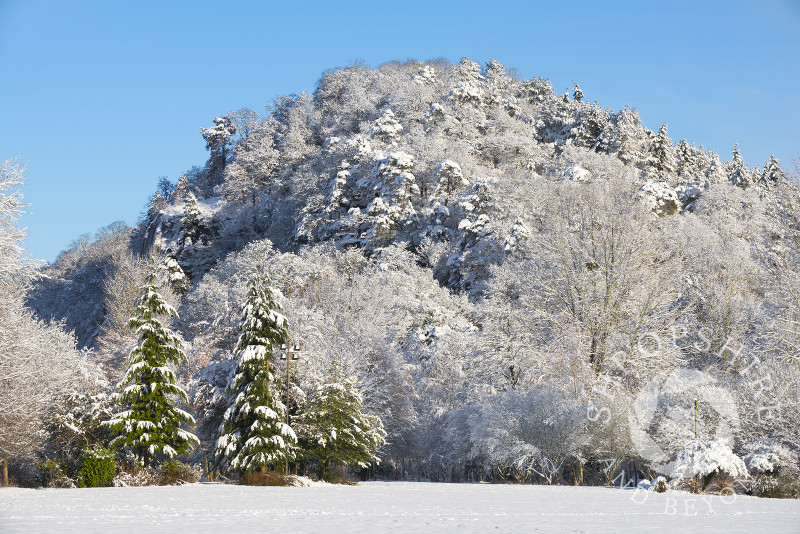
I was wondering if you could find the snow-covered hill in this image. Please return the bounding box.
[22,58,800,491]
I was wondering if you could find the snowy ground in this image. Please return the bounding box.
[2,481,799,533]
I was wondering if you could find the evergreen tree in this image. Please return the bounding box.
[214,272,296,475]
[103,269,198,467]
[430,160,468,199]
[761,154,785,190]
[572,83,584,102]
[676,139,697,180]
[728,143,752,188]
[181,192,202,243]
[200,116,236,171]
[450,57,484,105]
[596,106,647,164]
[172,173,191,202]
[705,152,727,185]
[296,360,385,476]
[647,122,675,179]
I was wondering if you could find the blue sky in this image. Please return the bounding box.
[1,0,798,263]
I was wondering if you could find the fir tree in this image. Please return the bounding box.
[214,272,296,475]
[103,269,198,467]
[647,122,675,179]
[296,360,385,477]
[430,160,468,199]
[572,83,584,102]
[761,154,785,190]
[181,192,202,243]
[728,143,752,188]
[676,139,696,179]
[200,116,236,171]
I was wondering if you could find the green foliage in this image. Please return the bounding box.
[159,459,200,485]
[39,459,75,488]
[215,272,296,475]
[103,269,198,466]
[46,391,113,471]
[76,446,116,488]
[752,472,800,499]
[296,360,385,475]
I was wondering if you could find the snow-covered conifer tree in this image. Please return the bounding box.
[572,83,584,102]
[728,144,752,188]
[181,192,202,243]
[296,360,385,476]
[705,152,727,185]
[761,154,785,190]
[214,272,296,475]
[370,109,403,142]
[450,57,484,105]
[647,122,675,180]
[430,160,468,199]
[201,116,236,171]
[103,269,198,467]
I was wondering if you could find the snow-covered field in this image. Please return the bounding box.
[2,481,799,533]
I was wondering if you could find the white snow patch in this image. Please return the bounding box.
[1,482,798,533]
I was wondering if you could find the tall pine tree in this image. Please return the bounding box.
[728,143,752,188]
[761,154,785,190]
[647,122,675,180]
[103,269,198,467]
[296,360,385,477]
[215,272,296,475]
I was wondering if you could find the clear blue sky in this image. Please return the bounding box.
[1,0,798,263]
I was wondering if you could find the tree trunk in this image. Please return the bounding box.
[3,458,8,487]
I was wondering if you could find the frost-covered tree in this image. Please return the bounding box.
[510,178,680,376]
[728,144,751,188]
[450,57,484,105]
[0,158,84,485]
[483,59,512,107]
[103,269,198,467]
[296,360,385,476]
[572,83,584,102]
[223,123,279,203]
[201,115,237,190]
[181,192,202,243]
[430,160,468,199]
[370,108,403,143]
[705,152,727,185]
[214,272,296,475]
[760,154,785,190]
[647,122,675,180]
[597,106,648,165]
[201,116,236,170]
[676,139,700,180]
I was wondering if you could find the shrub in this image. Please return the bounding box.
[673,439,748,491]
[113,469,159,487]
[322,468,357,485]
[76,446,116,488]
[653,476,668,493]
[707,473,736,496]
[752,473,800,499]
[745,440,800,499]
[39,459,76,488]
[240,470,295,486]
[159,460,201,485]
